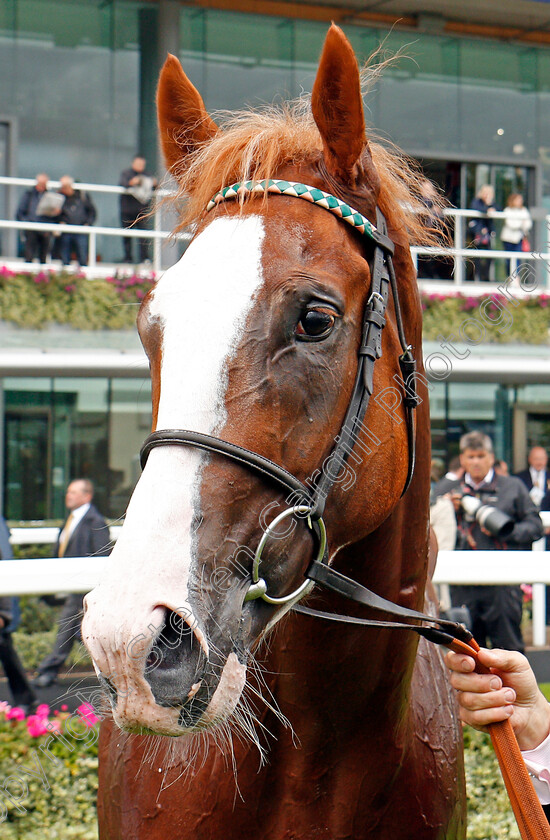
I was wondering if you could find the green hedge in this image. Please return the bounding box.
[421,291,550,344]
[0,704,99,839]
[2,268,549,343]
[0,267,155,330]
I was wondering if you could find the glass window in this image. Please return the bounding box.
[52,377,109,517]
[0,0,144,262]
[108,378,151,518]
[2,375,151,521]
[202,10,294,111]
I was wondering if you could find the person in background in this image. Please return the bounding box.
[445,455,464,481]
[119,155,157,264]
[417,179,447,280]
[445,646,550,820]
[33,479,110,688]
[15,173,52,263]
[55,176,96,267]
[501,193,532,274]
[515,446,550,509]
[0,514,38,713]
[469,184,497,282]
[433,430,543,652]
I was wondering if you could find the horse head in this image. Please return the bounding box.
[83,24,431,738]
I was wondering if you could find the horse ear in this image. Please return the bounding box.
[311,25,367,184]
[156,54,219,176]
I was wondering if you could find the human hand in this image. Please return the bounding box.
[450,491,462,512]
[445,647,550,750]
[0,617,4,629]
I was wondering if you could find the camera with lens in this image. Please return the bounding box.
[459,494,514,539]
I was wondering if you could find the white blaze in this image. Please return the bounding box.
[83,216,265,731]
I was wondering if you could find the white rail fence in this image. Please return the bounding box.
[1,175,549,286]
[3,532,550,646]
[0,175,186,276]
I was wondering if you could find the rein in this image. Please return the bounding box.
[139,180,549,839]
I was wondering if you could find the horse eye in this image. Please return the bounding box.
[296,308,336,341]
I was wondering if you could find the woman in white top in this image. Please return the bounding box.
[501,193,532,274]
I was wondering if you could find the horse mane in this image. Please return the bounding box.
[168,65,445,248]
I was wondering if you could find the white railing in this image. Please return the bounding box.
[8,526,122,545]
[1,175,549,288]
[410,207,550,288]
[0,174,186,276]
[2,543,550,646]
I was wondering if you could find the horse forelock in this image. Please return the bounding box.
[167,67,445,251]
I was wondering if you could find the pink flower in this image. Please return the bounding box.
[36,703,50,718]
[0,701,12,716]
[61,704,68,711]
[6,706,26,721]
[521,583,533,602]
[26,715,49,737]
[77,703,100,727]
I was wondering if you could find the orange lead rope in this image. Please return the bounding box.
[448,638,550,840]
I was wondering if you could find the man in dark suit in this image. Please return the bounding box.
[33,479,110,688]
[515,446,550,509]
[0,515,38,712]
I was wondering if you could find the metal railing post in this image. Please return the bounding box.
[454,214,464,285]
[88,229,96,270]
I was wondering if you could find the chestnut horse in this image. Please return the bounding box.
[83,25,466,839]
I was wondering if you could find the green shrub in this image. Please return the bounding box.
[0,267,155,330]
[421,291,550,345]
[0,703,99,839]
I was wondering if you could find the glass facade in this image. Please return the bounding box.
[0,2,548,208]
[3,375,151,521]
[177,7,550,207]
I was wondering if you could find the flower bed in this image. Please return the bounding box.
[0,266,155,330]
[0,701,99,839]
[421,290,550,344]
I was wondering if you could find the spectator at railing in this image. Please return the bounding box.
[501,193,532,275]
[433,430,543,653]
[417,179,448,279]
[15,173,53,263]
[0,514,38,714]
[469,184,498,282]
[119,155,157,264]
[55,176,97,267]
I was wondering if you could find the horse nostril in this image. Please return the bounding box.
[145,609,207,709]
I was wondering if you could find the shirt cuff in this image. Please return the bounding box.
[522,730,550,805]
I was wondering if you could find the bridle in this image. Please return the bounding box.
[140,179,471,648]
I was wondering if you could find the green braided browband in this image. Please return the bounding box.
[206,179,378,241]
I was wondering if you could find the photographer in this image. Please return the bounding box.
[434,431,543,652]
